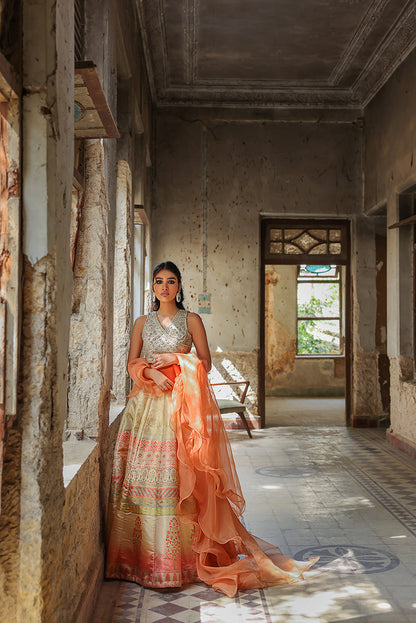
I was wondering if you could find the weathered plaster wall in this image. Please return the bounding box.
[60,446,101,623]
[364,47,416,443]
[265,265,345,397]
[0,0,154,619]
[8,0,75,621]
[351,216,385,419]
[153,115,361,407]
[113,160,133,402]
[0,30,21,623]
[0,429,21,621]
[3,96,20,424]
[68,140,111,438]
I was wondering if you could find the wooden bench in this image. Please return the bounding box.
[211,381,252,438]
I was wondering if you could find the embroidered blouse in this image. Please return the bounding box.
[140,310,192,363]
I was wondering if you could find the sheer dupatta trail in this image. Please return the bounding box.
[127,353,318,597]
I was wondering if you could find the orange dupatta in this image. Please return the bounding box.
[127,353,318,597]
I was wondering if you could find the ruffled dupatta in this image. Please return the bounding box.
[127,353,318,597]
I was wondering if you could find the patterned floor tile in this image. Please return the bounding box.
[92,422,416,623]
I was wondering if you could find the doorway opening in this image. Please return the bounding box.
[259,219,351,428]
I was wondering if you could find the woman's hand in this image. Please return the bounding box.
[145,368,174,391]
[152,353,178,369]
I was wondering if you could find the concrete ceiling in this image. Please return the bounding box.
[136,0,416,112]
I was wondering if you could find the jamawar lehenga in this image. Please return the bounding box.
[106,310,318,597]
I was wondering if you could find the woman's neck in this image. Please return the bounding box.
[157,302,179,318]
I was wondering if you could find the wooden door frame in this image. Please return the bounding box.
[259,217,352,428]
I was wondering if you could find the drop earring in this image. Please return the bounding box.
[176,290,181,303]
[152,292,156,303]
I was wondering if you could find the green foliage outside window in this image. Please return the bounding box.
[297,284,340,354]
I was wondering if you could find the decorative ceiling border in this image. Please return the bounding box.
[135,0,157,103]
[157,0,169,90]
[328,0,392,86]
[136,0,416,109]
[353,0,416,106]
[156,88,362,110]
[184,0,195,85]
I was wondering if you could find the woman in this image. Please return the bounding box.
[106,261,317,597]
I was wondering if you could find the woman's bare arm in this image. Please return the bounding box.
[127,316,146,364]
[128,316,173,390]
[187,312,212,372]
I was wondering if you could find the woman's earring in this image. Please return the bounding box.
[176,290,181,303]
[152,292,156,303]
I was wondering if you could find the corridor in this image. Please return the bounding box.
[4,2,416,621]
[93,423,416,623]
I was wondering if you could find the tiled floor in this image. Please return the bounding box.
[265,397,346,427]
[93,412,416,622]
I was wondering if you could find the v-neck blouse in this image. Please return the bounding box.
[140,309,192,363]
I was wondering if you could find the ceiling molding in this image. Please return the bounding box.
[328,0,391,86]
[135,0,157,103]
[155,106,363,124]
[136,0,416,110]
[353,0,416,106]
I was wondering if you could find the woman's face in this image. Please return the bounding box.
[153,269,180,303]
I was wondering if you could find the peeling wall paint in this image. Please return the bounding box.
[365,46,416,443]
[153,117,360,409]
[68,140,110,438]
[0,429,21,622]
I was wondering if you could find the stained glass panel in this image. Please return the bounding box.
[270,229,282,241]
[284,229,303,240]
[329,243,342,254]
[298,265,338,279]
[292,232,321,252]
[269,242,283,254]
[308,229,328,241]
[267,225,345,258]
[284,243,302,254]
[309,243,328,254]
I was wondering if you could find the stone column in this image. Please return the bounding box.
[17,0,74,621]
[68,140,110,438]
[112,160,133,402]
[351,216,384,422]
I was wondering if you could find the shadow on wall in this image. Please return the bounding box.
[209,348,260,429]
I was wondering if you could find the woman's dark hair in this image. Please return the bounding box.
[152,261,185,311]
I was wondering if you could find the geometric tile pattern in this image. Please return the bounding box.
[255,429,416,538]
[111,582,143,622]
[294,544,400,574]
[109,582,272,623]
[336,430,416,537]
[256,466,316,478]
[94,424,416,623]
[346,464,416,537]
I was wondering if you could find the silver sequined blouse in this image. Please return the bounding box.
[140,310,193,363]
